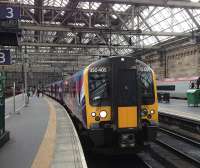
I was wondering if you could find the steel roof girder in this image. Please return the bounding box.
[81,0,200,9]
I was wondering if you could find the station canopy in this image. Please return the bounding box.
[3,0,200,74]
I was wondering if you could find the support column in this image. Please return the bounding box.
[158,49,167,78]
[0,72,9,148]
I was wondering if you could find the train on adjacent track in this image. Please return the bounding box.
[45,56,158,153]
[157,76,200,99]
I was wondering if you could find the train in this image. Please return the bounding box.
[157,76,200,99]
[5,86,22,98]
[45,56,158,153]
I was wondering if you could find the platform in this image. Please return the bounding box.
[0,96,87,168]
[5,93,25,117]
[159,99,200,122]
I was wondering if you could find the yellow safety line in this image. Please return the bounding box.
[31,97,56,168]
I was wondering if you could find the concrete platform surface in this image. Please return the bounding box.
[50,99,87,168]
[5,94,25,117]
[159,99,200,122]
[0,97,49,168]
[0,96,87,168]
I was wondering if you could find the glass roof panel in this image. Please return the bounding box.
[77,2,101,10]
[43,0,69,7]
[111,35,128,45]
[20,0,34,5]
[112,4,131,12]
[189,9,200,24]
[128,7,198,46]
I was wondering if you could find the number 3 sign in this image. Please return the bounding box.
[0,50,11,65]
[0,5,20,20]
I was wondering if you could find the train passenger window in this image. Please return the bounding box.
[157,85,175,91]
[89,72,110,106]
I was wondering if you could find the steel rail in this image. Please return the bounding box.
[136,155,153,168]
[156,139,200,167]
[158,112,200,134]
[159,127,200,148]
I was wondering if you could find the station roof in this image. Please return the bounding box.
[2,0,200,75]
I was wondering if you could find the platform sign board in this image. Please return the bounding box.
[0,72,5,136]
[0,5,20,20]
[0,50,11,65]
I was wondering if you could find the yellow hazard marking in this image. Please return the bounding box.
[31,97,56,168]
[118,106,137,128]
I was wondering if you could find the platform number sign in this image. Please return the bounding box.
[0,5,20,20]
[0,50,11,65]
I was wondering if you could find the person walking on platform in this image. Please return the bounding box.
[27,89,30,103]
[197,77,200,89]
[42,89,44,97]
[37,89,40,98]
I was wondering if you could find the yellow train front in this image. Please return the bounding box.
[64,56,158,152]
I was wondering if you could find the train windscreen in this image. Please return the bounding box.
[136,60,155,105]
[138,71,155,105]
[89,69,110,106]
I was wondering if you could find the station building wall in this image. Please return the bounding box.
[144,45,200,80]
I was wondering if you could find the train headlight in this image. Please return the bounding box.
[91,112,96,117]
[150,110,155,115]
[141,108,148,117]
[100,111,107,118]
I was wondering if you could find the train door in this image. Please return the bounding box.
[111,61,138,129]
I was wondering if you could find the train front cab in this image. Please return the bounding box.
[83,57,158,152]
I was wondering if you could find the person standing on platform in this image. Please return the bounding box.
[27,89,30,103]
[37,89,40,98]
[197,77,200,89]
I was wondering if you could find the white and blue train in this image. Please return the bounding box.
[157,76,200,99]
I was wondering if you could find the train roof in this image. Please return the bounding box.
[87,56,152,72]
[46,80,63,87]
[157,76,199,83]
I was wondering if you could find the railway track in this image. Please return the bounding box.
[159,127,200,148]
[154,127,200,168]
[85,153,152,168]
[159,112,200,134]
[137,151,166,168]
[148,141,199,168]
